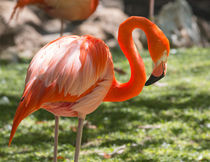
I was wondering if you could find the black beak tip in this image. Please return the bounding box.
[145,73,165,86]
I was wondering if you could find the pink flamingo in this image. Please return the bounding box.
[10,0,99,36]
[9,16,170,162]
[10,1,98,161]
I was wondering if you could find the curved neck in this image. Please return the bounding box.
[104,17,154,102]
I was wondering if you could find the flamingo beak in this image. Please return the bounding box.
[145,61,167,86]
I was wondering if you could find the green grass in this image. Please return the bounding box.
[0,47,210,161]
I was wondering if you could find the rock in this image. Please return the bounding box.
[14,25,43,52]
[156,0,201,47]
[0,96,10,105]
[42,32,73,45]
[101,0,124,10]
[0,0,41,28]
[0,47,19,63]
[123,0,210,21]
[123,0,149,17]
[0,17,6,36]
[74,6,142,50]
[197,18,210,47]
[42,19,63,33]
[187,0,210,21]
[123,0,210,47]
[0,0,43,58]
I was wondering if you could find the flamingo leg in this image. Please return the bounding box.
[53,19,63,161]
[60,18,64,37]
[149,0,155,22]
[53,19,70,161]
[74,117,85,162]
[53,116,59,162]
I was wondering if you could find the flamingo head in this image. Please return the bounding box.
[145,24,170,86]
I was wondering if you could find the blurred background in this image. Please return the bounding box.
[0,0,210,61]
[0,0,210,161]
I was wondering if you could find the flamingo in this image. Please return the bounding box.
[10,0,98,160]
[10,0,99,36]
[9,16,170,161]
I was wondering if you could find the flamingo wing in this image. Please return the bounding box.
[43,0,98,20]
[25,35,114,115]
[9,35,113,145]
[10,0,98,21]
[10,0,45,21]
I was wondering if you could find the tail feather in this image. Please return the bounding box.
[8,78,58,145]
[9,3,21,22]
[8,99,38,146]
[9,0,45,22]
[9,79,40,146]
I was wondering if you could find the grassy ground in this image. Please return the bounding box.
[0,47,210,161]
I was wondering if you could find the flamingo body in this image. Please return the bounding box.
[9,35,114,144]
[9,17,170,160]
[11,0,98,21]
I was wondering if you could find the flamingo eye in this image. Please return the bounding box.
[156,50,168,66]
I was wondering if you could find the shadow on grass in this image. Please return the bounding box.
[91,138,165,161]
[0,58,31,66]
[86,90,210,131]
[0,93,20,123]
[100,139,136,147]
[1,87,209,154]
